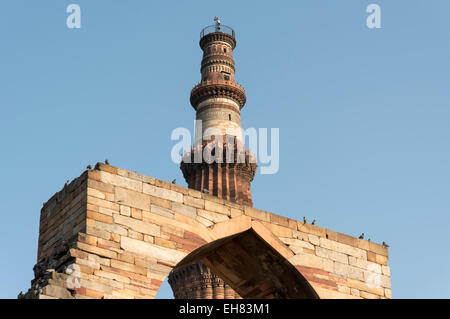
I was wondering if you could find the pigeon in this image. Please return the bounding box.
[64,180,69,187]
[311,219,316,225]
[202,189,209,194]
[358,233,364,239]
[368,238,371,242]
[382,241,389,248]
[171,179,176,184]
[105,159,110,165]
[303,217,307,224]
[87,165,92,170]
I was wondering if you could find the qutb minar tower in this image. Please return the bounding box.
[168,18,257,298]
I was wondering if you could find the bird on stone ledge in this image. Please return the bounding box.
[172,179,176,184]
[86,164,92,170]
[202,189,209,194]
[311,219,316,225]
[303,217,307,224]
[382,241,389,248]
[105,159,110,165]
[359,233,365,239]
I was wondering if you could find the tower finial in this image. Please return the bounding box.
[214,16,221,31]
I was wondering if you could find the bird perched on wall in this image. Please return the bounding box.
[202,189,209,194]
[86,165,92,170]
[382,241,389,248]
[368,238,371,242]
[105,159,110,165]
[311,219,316,225]
[303,217,307,224]
[359,233,364,239]
[64,180,69,187]
[171,179,176,184]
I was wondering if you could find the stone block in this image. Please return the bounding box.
[88,196,119,212]
[384,288,392,298]
[87,188,106,200]
[127,230,144,241]
[87,211,113,224]
[297,222,327,238]
[183,196,205,209]
[94,270,131,284]
[120,236,186,265]
[77,242,117,259]
[308,234,320,246]
[197,209,229,223]
[319,237,366,259]
[270,214,290,227]
[269,223,293,238]
[367,251,388,265]
[351,288,360,297]
[131,208,143,220]
[111,259,147,276]
[87,218,127,236]
[333,262,364,281]
[113,214,160,237]
[155,237,177,249]
[80,279,113,295]
[115,187,150,212]
[204,200,231,216]
[188,188,202,199]
[88,179,115,194]
[244,206,270,222]
[149,205,174,219]
[85,226,111,241]
[120,205,131,217]
[382,265,390,276]
[172,202,197,219]
[143,184,183,203]
[289,254,324,270]
[99,171,142,193]
[196,215,214,227]
[316,247,349,264]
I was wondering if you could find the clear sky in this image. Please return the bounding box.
[1,0,449,299]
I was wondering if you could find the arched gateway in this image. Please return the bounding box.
[22,164,390,299]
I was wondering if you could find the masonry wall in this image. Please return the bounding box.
[24,163,391,299]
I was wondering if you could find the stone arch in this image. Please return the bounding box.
[166,216,319,299]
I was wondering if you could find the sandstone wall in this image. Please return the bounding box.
[24,163,391,299]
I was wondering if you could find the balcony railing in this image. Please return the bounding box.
[200,24,235,39]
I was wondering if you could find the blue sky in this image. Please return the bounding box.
[1,0,449,299]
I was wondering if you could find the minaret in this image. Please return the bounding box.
[169,18,256,299]
[180,17,257,206]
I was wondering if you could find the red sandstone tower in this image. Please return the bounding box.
[169,18,257,299]
[180,18,257,207]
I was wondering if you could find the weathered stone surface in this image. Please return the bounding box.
[143,184,182,203]
[115,187,150,212]
[149,205,174,219]
[197,209,229,223]
[320,237,367,259]
[31,165,390,300]
[172,202,197,219]
[316,247,349,264]
[113,214,160,237]
[87,218,127,236]
[99,171,142,193]
[333,262,364,281]
[120,205,131,217]
[120,236,186,265]
[183,196,204,209]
